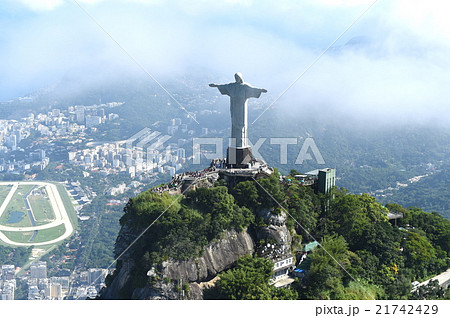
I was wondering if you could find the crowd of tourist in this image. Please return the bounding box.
[150,168,217,194]
[209,158,226,169]
[150,158,271,194]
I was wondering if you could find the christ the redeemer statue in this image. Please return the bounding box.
[210,72,267,167]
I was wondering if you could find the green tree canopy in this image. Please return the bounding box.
[205,255,297,300]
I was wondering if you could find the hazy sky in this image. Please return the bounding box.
[1,0,449,123]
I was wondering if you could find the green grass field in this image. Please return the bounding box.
[0,185,34,227]
[1,230,34,242]
[28,193,55,225]
[0,185,12,206]
[32,224,66,243]
[1,224,66,244]
[0,182,77,249]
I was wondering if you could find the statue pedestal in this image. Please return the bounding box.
[227,147,253,168]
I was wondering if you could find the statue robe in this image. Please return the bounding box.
[216,83,265,148]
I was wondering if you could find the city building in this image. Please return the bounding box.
[88,268,105,286]
[1,265,15,281]
[76,106,85,124]
[45,283,63,300]
[28,285,40,300]
[50,277,70,290]
[30,261,47,279]
[271,254,295,287]
[85,115,102,128]
[0,281,15,300]
[304,168,336,194]
[318,168,336,194]
[258,242,295,289]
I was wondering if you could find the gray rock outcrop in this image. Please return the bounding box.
[102,229,254,299]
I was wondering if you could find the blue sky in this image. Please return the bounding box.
[1,0,449,123]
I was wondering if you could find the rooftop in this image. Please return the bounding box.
[304,241,319,252]
[272,276,295,288]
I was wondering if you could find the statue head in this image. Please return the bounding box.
[234,72,244,84]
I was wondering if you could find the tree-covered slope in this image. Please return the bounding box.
[102,171,450,300]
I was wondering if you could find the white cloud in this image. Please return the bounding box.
[389,0,450,43]
[2,0,449,124]
[77,0,109,5]
[16,0,64,11]
[14,0,169,11]
[312,0,375,7]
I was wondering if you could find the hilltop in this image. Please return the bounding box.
[100,169,450,300]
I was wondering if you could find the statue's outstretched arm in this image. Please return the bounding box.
[210,83,231,96]
[245,85,267,98]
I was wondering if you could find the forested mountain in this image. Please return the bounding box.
[101,172,450,300]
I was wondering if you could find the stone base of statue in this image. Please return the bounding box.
[227,147,254,168]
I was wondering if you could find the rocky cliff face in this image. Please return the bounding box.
[256,209,292,245]
[101,203,292,300]
[101,228,255,299]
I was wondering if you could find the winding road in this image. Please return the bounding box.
[0,181,74,246]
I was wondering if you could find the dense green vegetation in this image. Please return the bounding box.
[39,240,76,276]
[14,278,28,300]
[118,185,255,265]
[204,255,297,300]
[114,169,450,299]
[299,188,450,300]
[300,234,381,300]
[0,246,32,267]
[76,196,124,269]
[0,174,25,181]
[410,280,449,300]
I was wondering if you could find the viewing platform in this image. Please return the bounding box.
[151,158,274,194]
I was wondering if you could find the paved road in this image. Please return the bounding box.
[417,268,450,289]
[0,183,18,218]
[0,182,74,246]
[0,220,64,231]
